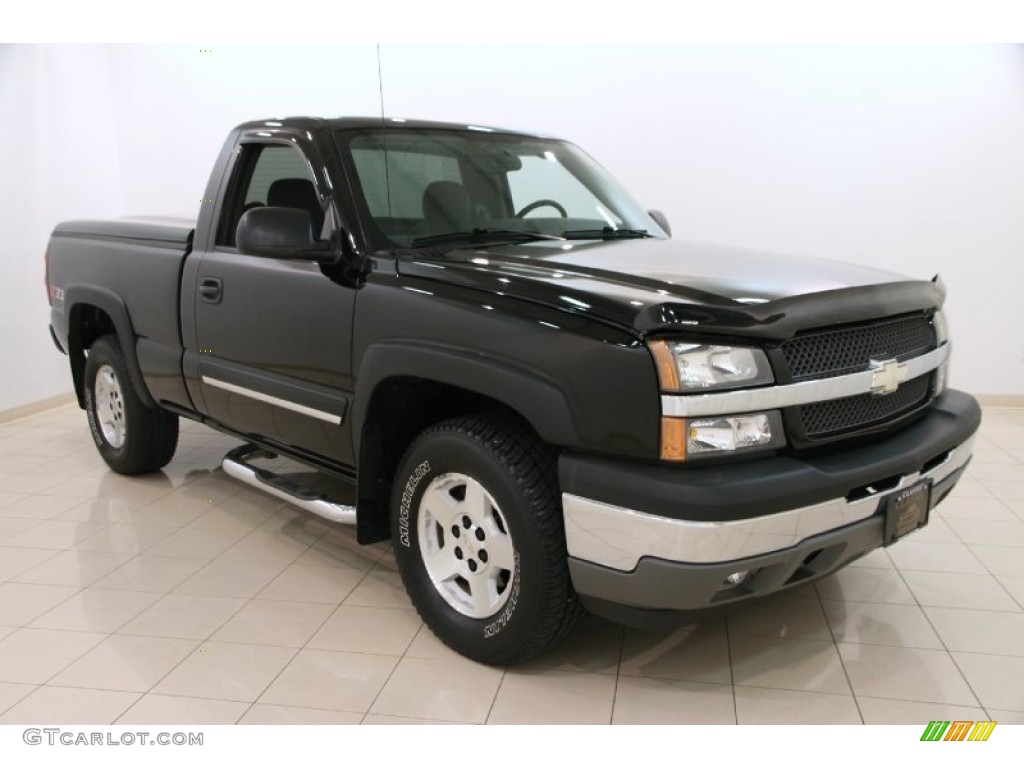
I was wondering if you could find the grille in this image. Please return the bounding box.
[798,374,932,438]
[782,315,936,382]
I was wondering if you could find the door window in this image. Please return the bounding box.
[217,144,320,247]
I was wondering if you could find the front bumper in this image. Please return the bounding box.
[559,389,980,626]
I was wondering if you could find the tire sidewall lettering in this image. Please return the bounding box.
[83,384,105,449]
[398,460,431,548]
[483,549,520,639]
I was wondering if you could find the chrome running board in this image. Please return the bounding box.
[221,444,357,525]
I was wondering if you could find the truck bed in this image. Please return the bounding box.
[52,216,195,247]
[48,216,196,411]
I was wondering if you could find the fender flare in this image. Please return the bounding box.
[353,340,581,455]
[64,285,156,410]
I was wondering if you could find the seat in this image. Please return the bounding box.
[267,178,324,236]
[422,180,470,234]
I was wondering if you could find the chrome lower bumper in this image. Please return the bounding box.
[563,434,975,572]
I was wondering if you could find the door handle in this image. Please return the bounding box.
[199,277,223,303]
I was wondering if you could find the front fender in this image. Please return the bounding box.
[353,340,578,455]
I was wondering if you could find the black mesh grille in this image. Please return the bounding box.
[797,374,932,438]
[782,315,936,382]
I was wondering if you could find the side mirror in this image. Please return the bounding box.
[236,207,332,260]
[648,209,672,237]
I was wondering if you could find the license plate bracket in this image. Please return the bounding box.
[883,479,932,545]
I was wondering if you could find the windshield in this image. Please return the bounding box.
[336,127,665,249]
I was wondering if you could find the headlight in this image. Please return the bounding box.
[648,341,773,392]
[660,411,786,461]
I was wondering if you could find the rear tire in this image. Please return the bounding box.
[83,335,179,475]
[391,414,581,665]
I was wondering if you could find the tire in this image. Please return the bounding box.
[391,414,581,665]
[83,335,179,475]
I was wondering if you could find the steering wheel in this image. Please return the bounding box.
[515,199,568,218]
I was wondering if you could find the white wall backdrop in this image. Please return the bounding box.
[0,45,126,413]
[1,43,1022,413]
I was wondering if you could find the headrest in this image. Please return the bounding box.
[268,178,323,233]
[422,181,470,231]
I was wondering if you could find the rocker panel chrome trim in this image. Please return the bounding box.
[202,375,343,424]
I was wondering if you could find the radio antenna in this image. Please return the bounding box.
[377,44,392,222]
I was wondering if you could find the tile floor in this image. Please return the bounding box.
[0,403,1022,725]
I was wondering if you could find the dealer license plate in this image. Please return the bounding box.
[883,480,932,545]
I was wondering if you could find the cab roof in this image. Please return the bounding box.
[234,116,552,138]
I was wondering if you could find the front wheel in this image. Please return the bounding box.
[391,415,580,665]
[83,335,179,475]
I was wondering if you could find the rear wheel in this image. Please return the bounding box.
[84,335,179,475]
[391,415,581,665]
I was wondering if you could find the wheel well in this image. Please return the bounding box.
[356,377,544,544]
[68,304,117,407]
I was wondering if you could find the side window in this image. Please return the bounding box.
[216,144,321,247]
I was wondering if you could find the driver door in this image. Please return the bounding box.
[189,136,357,467]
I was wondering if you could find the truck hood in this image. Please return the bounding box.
[396,237,944,340]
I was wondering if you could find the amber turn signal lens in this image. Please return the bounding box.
[648,340,681,392]
[660,417,687,461]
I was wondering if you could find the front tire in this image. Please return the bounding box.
[391,415,581,665]
[83,335,179,475]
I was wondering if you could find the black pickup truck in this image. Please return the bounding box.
[46,117,981,664]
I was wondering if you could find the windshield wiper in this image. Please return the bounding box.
[410,228,566,248]
[561,227,651,240]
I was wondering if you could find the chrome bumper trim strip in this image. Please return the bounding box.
[563,434,974,572]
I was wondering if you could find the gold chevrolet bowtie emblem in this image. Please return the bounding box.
[870,358,909,395]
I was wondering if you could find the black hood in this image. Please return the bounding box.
[396,237,944,340]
